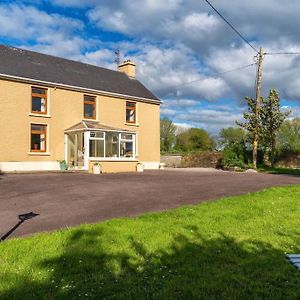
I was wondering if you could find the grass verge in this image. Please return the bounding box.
[259,166,300,176]
[1,186,300,299]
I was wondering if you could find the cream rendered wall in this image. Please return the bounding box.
[0,78,160,168]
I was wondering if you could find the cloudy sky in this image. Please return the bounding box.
[1,0,300,133]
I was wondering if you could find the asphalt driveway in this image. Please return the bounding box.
[1,168,300,239]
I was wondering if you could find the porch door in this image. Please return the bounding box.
[67,132,85,168]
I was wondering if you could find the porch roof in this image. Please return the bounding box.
[64,120,135,133]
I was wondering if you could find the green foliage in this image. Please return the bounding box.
[237,89,290,167]
[260,89,290,166]
[222,144,245,168]
[218,127,247,168]
[218,127,246,149]
[160,117,176,152]
[175,128,215,152]
[1,187,300,299]
[236,96,261,141]
[276,118,300,155]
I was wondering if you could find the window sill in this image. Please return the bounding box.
[125,122,139,127]
[83,118,99,122]
[29,113,51,118]
[28,152,51,156]
[89,158,138,162]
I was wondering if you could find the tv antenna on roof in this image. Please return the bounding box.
[115,49,120,67]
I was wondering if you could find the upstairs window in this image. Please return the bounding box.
[31,124,47,152]
[126,101,136,123]
[32,87,47,114]
[84,95,96,119]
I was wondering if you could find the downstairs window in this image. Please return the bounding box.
[31,124,47,152]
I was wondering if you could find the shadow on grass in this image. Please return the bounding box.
[1,226,300,299]
[259,167,300,177]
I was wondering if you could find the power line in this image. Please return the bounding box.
[162,62,257,92]
[265,52,300,56]
[204,0,258,53]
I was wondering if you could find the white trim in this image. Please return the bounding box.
[125,122,139,127]
[28,152,51,156]
[0,73,162,104]
[64,134,68,164]
[64,127,136,134]
[29,113,51,118]
[0,161,60,172]
[135,133,139,157]
[143,162,160,170]
[83,131,90,170]
[82,118,99,122]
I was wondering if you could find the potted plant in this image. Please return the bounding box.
[58,160,68,171]
[93,162,102,174]
[136,162,144,172]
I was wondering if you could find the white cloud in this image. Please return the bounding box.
[3,0,300,133]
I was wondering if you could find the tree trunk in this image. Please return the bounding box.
[271,137,275,168]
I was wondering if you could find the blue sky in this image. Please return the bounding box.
[1,0,300,134]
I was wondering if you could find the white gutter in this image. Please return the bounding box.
[0,73,162,105]
[64,128,136,134]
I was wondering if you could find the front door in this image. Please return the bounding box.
[67,132,85,169]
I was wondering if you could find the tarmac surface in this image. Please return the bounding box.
[1,168,299,239]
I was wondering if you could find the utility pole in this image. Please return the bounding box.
[253,47,264,169]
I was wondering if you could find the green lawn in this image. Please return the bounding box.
[1,186,300,299]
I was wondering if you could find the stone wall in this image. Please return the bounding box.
[160,155,182,168]
[276,154,300,168]
[182,152,223,168]
[161,152,222,168]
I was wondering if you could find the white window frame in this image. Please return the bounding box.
[88,130,136,160]
[89,131,105,158]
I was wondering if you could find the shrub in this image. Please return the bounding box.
[221,145,245,168]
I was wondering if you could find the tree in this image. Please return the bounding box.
[276,118,300,155]
[218,127,245,149]
[260,89,290,167]
[236,96,262,168]
[160,117,176,152]
[237,89,290,168]
[176,128,215,152]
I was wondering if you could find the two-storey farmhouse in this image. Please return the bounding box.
[0,45,161,173]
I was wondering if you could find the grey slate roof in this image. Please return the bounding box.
[0,45,159,102]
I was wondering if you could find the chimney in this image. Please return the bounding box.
[118,60,136,78]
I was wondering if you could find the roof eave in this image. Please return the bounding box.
[0,73,162,105]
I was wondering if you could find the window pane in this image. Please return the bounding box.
[105,132,119,157]
[120,141,133,157]
[31,126,46,152]
[126,102,135,107]
[84,95,95,103]
[32,97,46,112]
[121,133,133,140]
[126,109,135,122]
[89,139,104,157]
[32,88,46,95]
[31,125,45,132]
[84,103,95,118]
[90,131,104,139]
